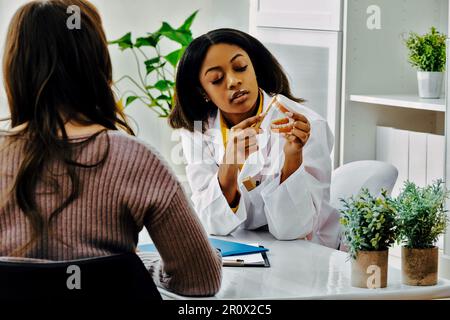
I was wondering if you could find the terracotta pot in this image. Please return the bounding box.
[351,250,388,288]
[402,246,438,286]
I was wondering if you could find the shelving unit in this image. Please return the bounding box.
[350,94,445,113]
[340,0,448,165]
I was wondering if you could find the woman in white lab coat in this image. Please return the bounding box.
[169,28,340,249]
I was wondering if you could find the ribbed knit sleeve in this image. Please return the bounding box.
[114,134,222,296]
[144,185,223,296]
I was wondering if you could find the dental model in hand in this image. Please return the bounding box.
[270,95,295,133]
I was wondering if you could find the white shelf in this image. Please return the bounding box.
[350,94,445,113]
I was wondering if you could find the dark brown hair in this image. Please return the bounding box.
[2,0,134,256]
[169,28,303,132]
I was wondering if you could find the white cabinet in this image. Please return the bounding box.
[251,0,342,31]
[250,0,343,167]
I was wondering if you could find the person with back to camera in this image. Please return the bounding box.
[169,28,341,249]
[0,0,221,297]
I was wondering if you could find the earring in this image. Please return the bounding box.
[203,95,210,103]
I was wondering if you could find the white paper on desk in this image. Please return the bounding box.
[221,243,265,264]
[222,253,265,263]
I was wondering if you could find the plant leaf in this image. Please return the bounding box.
[145,57,161,65]
[339,188,397,257]
[158,22,192,46]
[109,32,133,50]
[164,48,185,67]
[112,10,198,119]
[156,94,171,101]
[153,80,174,91]
[126,96,138,106]
[395,179,449,248]
[178,10,198,31]
[145,65,156,75]
[144,57,162,74]
[405,26,447,72]
[135,33,161,48]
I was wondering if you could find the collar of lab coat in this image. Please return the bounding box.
[205,90,275,179]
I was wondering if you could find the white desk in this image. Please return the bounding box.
[157,229,450,300]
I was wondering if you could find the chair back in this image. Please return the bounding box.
[0,252,162,302]
[330,160,398,211]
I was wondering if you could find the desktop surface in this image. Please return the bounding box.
[150,229,450,300]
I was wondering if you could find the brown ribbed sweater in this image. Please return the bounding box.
[0,130,222,296]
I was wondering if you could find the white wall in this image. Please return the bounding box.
[209,0,249,31]
[90,0,249,172]
[0,0,30,119]
[0,0,250,168]
[91,0,214,175]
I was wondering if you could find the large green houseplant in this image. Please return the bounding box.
[340,189,397,288]
[404,26,446,98]
[109,10,198,117]
[394,180,449,286]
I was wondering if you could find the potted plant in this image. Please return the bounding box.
[109,10,198,116]
[108,11,198,177]
[394,180,449,286]
[404,26,446,98]
[340,189,397,288]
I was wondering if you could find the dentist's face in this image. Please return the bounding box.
[199,43,259,115]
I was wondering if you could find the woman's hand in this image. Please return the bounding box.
[224,113,264,165]
[280,112,311,183]
[282,112,310,157]
[219,113,264,208]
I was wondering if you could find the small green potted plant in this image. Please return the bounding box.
[404,26,446,98]
[394,180,449,286]
[340,189,397,288]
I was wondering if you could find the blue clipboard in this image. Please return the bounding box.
[138,238,269,257]
[209,238,268,257]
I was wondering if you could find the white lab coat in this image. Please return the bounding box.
[179,91,341,248]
